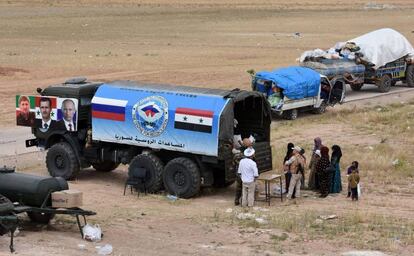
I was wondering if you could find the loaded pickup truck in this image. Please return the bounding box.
[300,28,414,93]
[251,66,345,120]
[17,78,273,198]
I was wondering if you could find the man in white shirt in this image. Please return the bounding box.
[238,147,259,207]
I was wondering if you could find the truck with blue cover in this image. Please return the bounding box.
[252,66,346,119]
[22,78,272,198]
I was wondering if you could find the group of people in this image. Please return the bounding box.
[284,137,360,200]
[233,128,361,207]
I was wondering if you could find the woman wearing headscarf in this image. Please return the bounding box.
[283,143,294,194]
[308,137,322,190]
[316,146,331,198]
[330,145,343,193]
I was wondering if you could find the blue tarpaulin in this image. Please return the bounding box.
[253,66,321,99]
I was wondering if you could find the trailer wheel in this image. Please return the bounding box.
[163,157,200,198]
[407,64,414,87]
[376,75,392,93]
[92,161,120,172]
[27,212,55,224]
[128,153,164,193]
[46,142,80,180]
[350,83,363,91]
[313,101,327,114]
[282,109,298,120]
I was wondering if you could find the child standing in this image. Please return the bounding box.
[348,168,360,201]
[346,161,359,197]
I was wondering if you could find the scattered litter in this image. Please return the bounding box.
[255,217,268,224]
[272,185,286,195]
[225,208,233,213]
[293,32,301,38]
[392,159,399,166]
[83,224,102,242]
[253,207,269,212]
[363,2,395,10]
[97,244,113,255]
[368,146,374,150]
[318,215,338,220]
[166,194,178,201]
[314,219,323,225]
[78,243,86,250]
[236,212,256,220]
[342,250,388,256]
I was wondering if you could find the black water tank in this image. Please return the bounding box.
[0,171,68,207]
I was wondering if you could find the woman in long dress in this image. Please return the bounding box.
[330,145,343,193]
[316,146,331,198]
[308,137,322,190]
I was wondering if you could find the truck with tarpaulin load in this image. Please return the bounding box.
[20,78,273,198]
[251,66,346,120]
[300,28,414,92]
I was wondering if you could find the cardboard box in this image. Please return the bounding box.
[51,189,83,208]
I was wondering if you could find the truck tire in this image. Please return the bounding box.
[313,101,327,114]
[46,142,80,180]
[350,83,363,91]
[163,157,200,198]
[27,212,55,224]
[282,109,298,120]
[376,75,392,93]
[407,64,414,87]
[92,161,120,172]
[128,153,164,193]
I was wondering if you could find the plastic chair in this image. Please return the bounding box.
[123,167,148,197]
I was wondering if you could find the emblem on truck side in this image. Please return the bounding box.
[132,96,169,137]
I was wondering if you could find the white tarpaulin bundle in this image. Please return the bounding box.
[350,28,414,69]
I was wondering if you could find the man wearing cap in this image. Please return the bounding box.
[237,147,259,207]
[285,146,306,200]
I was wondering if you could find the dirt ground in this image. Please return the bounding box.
[1,1,414,255]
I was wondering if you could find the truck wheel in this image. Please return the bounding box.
[27,212,55,224]
[163,157,200,198]
[282,109,298,120]
[350,83,363,91]
[407,64,414,87]
[92,161,120,172]
[376,75,392,93]
[313,101,327,114]
[128,153,164,193]
[46,142,80,180]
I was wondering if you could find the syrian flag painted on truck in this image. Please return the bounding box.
[174,107,213,133]
[91,97,128,121]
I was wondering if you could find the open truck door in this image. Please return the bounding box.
[327,77,346,105]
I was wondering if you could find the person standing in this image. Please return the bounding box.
[308,137,323,190]
[285,146,305,200]
[346,161,359,197]
[330,145,343,193]
[283,143,294,194]
[316,146,331,198]
[238,148,259,207]
[348,168,360,201]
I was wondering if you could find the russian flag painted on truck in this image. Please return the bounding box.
[92,97,127,121]
[91,82,229,156]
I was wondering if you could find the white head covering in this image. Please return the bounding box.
[244,147,255,157]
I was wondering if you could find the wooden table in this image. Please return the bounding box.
[256,172,283,206]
